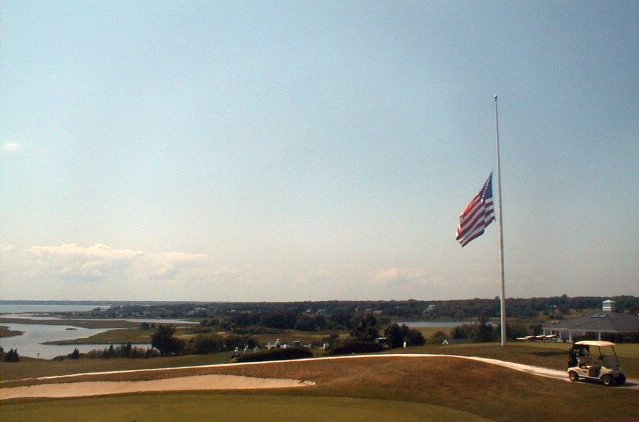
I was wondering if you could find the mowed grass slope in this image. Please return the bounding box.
[2,356,638,421]
[395,342,639,377]
[2,342,637,381]
[0,393,492,422]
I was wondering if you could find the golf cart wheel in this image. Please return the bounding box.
[616,374,626,385]
[601,375,613,387]
[568,371,579,382]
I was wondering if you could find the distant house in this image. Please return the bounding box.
[542,300,639,342]
[375,337,390,348]
[423,304,437,315]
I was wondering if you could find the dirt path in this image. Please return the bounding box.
[2,354,637,400]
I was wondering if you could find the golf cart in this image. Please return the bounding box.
[567,340,626,386]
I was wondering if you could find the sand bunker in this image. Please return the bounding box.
[0,374,314,400]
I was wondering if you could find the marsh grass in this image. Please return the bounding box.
[0,326,23,338]
[43,328,152,345]
[0,318,139,329]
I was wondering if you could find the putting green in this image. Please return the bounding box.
[0,393,491,421]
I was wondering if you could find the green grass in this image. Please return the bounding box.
[2,342,637,382]
[394,341,639,378]
[2,356,638,421]
[0,393,490,422]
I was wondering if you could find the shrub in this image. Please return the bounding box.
[225,334,257,351]
[473,314,496,342]
[405,328,426,346]
[187,333,226,354]
[151,325,185,356]
[506,322,529,339]
[235,347,313,363]
[384,323,405,348]
[84,344,153,359]
[452,324,472,339]
[4,348,20,362]
[328,341,383,356]
[428,330,449,345]
[452,316,497,343]
[384,323,426,347]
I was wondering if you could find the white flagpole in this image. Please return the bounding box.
[494,95,507,346]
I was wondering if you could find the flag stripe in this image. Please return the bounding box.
[456,173,495,247]
[457,202,495,243]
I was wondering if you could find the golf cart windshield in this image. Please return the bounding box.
[599,346,619,368]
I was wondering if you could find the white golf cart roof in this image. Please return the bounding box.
[574,340,616,347]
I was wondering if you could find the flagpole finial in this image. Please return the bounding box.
[494,95,498,101]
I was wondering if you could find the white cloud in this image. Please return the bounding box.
[25,243,209,283]
[0,244,16,253]
[3,142,21,152]
[29,243,143,260]
[147,251,209,279]
[27,243,144,281]
[374,267,429,287]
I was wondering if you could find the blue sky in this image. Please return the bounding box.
[1,1,637,301]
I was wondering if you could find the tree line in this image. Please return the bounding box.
[89,295,639,323]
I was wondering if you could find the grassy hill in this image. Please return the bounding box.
[2,352,638,421]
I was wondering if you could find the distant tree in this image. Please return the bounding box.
[260,312,296,329]
[351,313,379,342]
[383,323,426,347]
[151,325,185,356]
[405,327,426,346]
[384,323,404,348]
[294,314,327,331]
[102,344,116,358]
[506,322,528,339]
[187,333,226,355]
[140,322,150,330]
[329,311,355,330]
[115,343,133,358]
[472,314,495,343]
[68,348,80,359]
[4,348,20,362]
[532,324,543,336]
[452,324,472,339]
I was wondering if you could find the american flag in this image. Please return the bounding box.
[456,173,496,247]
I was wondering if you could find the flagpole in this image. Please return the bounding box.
[494,95,506,347]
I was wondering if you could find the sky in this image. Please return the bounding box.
[1,1,638,302]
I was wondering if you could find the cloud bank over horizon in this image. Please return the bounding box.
[1,243,219,300]
[0,242,479,301]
